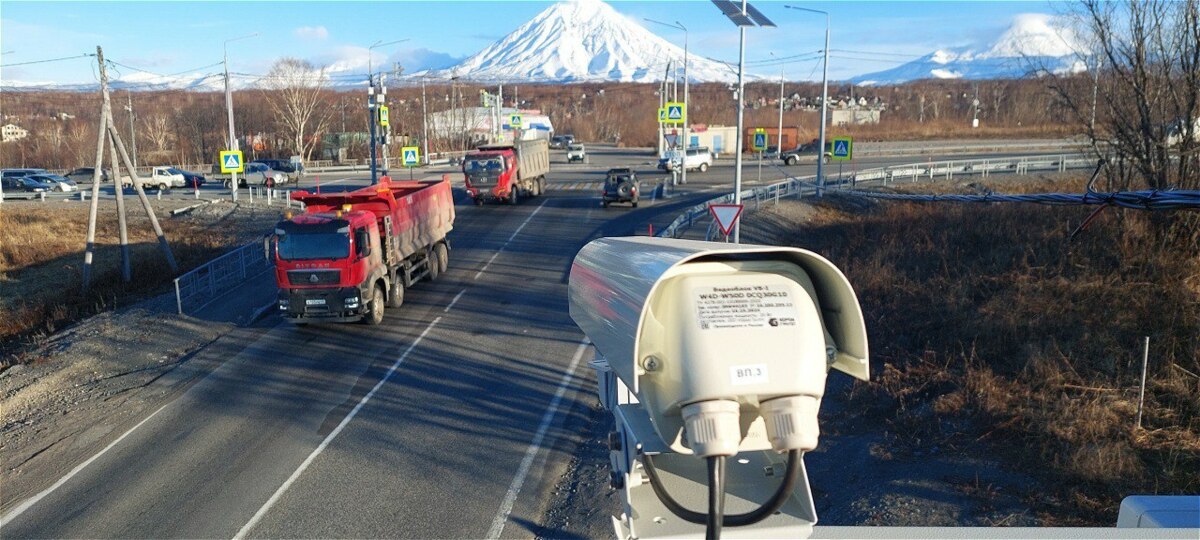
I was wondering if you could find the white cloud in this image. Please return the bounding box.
[293,26,330,40]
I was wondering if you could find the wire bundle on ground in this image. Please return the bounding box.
[842,189,1200,211]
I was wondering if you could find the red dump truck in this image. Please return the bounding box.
[268,177,455,324]
[463,138,551,205]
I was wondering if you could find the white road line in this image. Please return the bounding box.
[485,338,590,540]
[473,199,548,280]
[444,289,467,313]
[233,317,442,540]
[0,401,174,526]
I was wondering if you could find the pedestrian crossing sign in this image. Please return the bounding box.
[665,102,685,124]
[510,114,523,129]
[658,107,666,122]
[752,128,767,151]
[219,150,243,173]
[831,137,853,161]
[379,105,390,127]
[401,146,420,167]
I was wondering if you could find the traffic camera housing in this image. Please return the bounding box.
[569,237,868,538]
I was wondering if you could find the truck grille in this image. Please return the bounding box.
[287,269,341,286]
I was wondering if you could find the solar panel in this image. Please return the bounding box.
[745,3,777,27]
[711,0,754,26]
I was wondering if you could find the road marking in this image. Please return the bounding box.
[444,289,467,313]
[473,199,548,280]
[233,317,442,540]
[0,401,174,526]
[485,338,590,540]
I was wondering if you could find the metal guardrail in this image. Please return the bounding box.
[658,154,1096,240]
[173,241,272,315]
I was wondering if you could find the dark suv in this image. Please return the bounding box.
[601,168,639,208]
[65,167,111,183]
[780,140,832,165]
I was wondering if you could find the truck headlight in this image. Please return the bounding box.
[345,296,360,309]
[279,298,289,310]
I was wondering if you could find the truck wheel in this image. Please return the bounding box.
[538,178,546,196]
[426,249,440,281]
[364,284,385,325]
[434,243,449,275]
[386,280,404,308]
[698,162,709,173]
[158,183,168,191]
[508,187,519,205]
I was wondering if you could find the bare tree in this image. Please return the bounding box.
[1050,0,1200,192]
[143,112,173,152]
[259,58,334,161]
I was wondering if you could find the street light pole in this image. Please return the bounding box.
[772,52,784,153]
[223,32,257,201]
[125,91,138,169]
[421,77,430,165]
[367,39,409,179]
[733,4,748,242]
[647,18,691,186]
[786,5,829,195]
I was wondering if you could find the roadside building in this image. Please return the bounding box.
[673,124,737,154]
[427,107,553,145]
[832,109,882,126]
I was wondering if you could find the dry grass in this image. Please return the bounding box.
[0,203,267,358]
[749,176,1200,524]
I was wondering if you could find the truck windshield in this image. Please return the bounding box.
[464,158,504,177]
[278,232,349,260]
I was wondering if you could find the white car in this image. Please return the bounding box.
[122,167,187,190]
[566,144,587,163]
[658,146,713,173]
[27,173,78,192]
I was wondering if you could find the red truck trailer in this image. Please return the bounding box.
[268,177,455,324]
[463,138,550,205]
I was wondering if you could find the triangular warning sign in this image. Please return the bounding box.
[404,150,417,163]
[224,154,239,168]
[834,140,848,155]
[667,106,683,120]
[709,204,743,236]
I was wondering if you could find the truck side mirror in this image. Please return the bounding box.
[263,234,276,263]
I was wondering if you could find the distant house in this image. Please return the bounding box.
[2,123,29,143]
[832,109,882,126]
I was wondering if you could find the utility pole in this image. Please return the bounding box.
[125,92,138,169]
[368,73,378,184]
[972,84,980,128]
[498,84,504,143]
[773,52,785,152]
[786,5,830,196]
[380,74,390,173]
[224,33,256,201]
[1090,55,1101,142]
[733,6,748,242]
[680,22,690,187]
[421,77,430,164]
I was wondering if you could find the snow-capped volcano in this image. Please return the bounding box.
[853,13,1088,84]
[432,0,738,83]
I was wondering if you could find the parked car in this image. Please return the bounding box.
[1,176,52,198]
[64,167,111,183]
[658,146,713,173]
[2,168,49,180]
[27,173,77,192]
[550,135,572,149]
[780,140,832,165]
[601,168,640,208]
[566,144,587,163]
[167,167,207,187]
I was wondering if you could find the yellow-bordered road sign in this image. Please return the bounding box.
[219,150,244,173]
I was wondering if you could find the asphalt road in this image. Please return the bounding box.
[0,144,1074,538]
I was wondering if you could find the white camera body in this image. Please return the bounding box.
[570,237,868,456]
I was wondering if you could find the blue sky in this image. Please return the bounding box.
[1,1,1062,85]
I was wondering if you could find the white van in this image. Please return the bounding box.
[658,146,713,173]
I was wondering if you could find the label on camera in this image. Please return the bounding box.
[731,364,769,385]
[694,285,798,330]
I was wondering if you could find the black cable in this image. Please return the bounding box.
[707,456,726,540]
[0,53,93,68]
[642,449,801,527]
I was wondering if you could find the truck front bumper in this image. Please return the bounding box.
[467,186,509,202]
[278,287,366,323]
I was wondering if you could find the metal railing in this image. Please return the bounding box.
[658,154,1096,240]
[173,241,273,315]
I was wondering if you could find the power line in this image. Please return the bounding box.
[0,53,95,68]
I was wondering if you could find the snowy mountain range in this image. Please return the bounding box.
[427,0,736,83]
[852,14,1087,85]
[2,2,1088,91]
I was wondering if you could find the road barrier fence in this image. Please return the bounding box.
[174,241,273,315]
